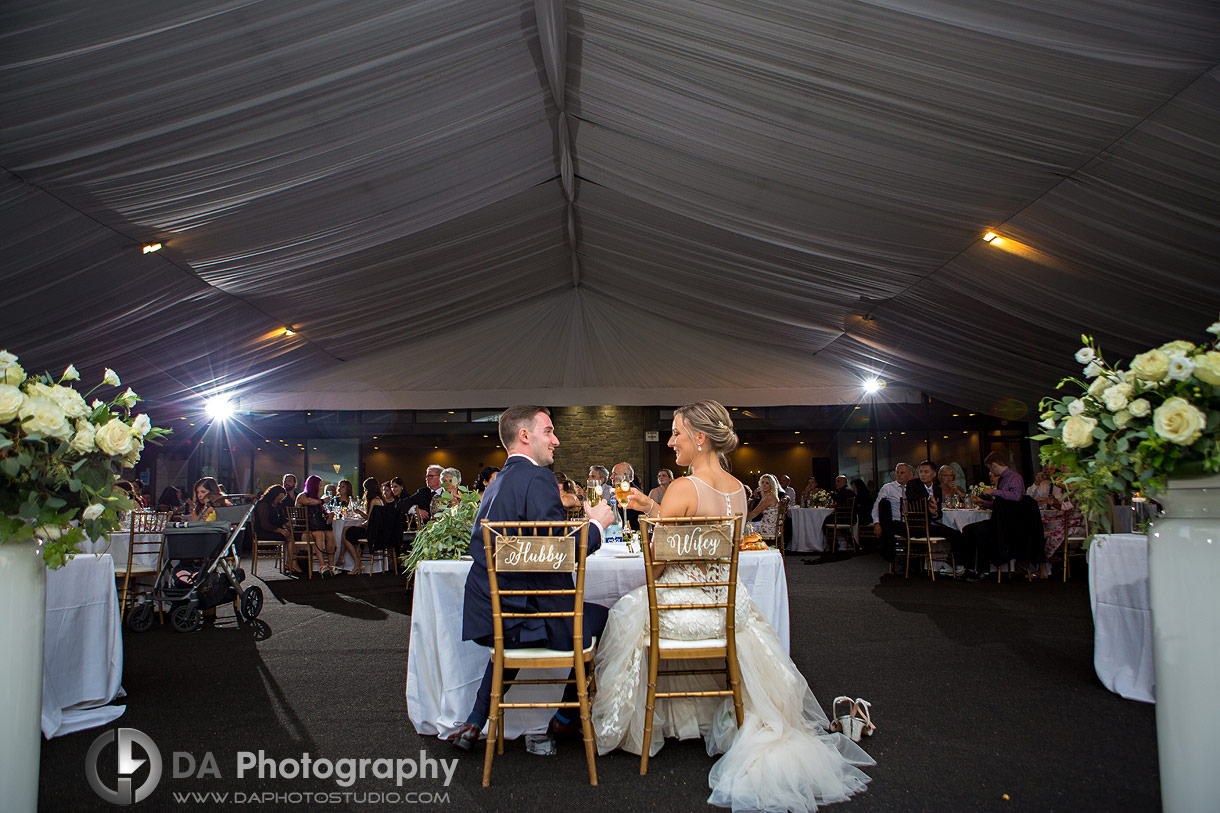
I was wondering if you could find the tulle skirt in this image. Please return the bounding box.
[592,583,874,812]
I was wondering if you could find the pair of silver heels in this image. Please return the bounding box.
[829,696,876,743]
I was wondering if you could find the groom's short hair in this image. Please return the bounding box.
[498,405,550,450]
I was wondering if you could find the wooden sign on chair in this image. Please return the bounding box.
[493,534,576,572]
[651,522,734,561]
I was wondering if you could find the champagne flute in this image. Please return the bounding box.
[586,480,602,507]
[615,478,632,509]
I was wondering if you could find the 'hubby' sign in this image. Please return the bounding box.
[495,535,576,572]
[654,523,733,561]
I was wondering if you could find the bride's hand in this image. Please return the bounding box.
[623,487,652,513]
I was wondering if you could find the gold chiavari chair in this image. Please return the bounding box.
[117,510,171,622]
[1063,511,1090,582]
[902,499,951,580]
[480,519,597,787]
[825,497,858,553]
[286,506,313,578]
[638,515,745,775]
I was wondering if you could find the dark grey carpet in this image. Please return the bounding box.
[39,552,1159,812]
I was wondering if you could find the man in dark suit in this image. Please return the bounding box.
[400,466,443,522]
[449,405,614,753]
[906,460,967,576]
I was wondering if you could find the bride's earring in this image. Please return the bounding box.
[697,442,702,452]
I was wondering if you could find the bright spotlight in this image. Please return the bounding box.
[862,377,886,395]
[205,396,234,421]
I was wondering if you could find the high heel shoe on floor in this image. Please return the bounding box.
[829,696,854,736]
[853,698,876,739]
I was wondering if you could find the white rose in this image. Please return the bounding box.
[69,420,96,453]
[61,364,80,381]
[132,413,152,438]
[2,363,25,386]
[91,399,105,410]
[1067,398,1087,416]
[0,383,24,423]
[1152,397,1207,446]
[1167,356,1195,381]
[1192,351,1220,386]
[1114,410,1133,428]
[19,396,72,439]
[1087,376,1110,397]
[82,503,105,521]
[0,350,17,369]
[1158,340,1196,358]
[1130,350,1170,382]
[1128,398,1151,418]
[1039,418,1056,431]
[1074,347,1096,364]
[1103,383,1132,412]
[1061,415,1099,449]
[122,437,144,468]
[1083,361,1104,379]
[45,384,90,419]
[94,417,135,457]
[35,524,62,541]
[103,368,121,387]
[1207,321,1220,337]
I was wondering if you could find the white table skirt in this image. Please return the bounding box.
[43,554,125,737]
[331,517,393,573]
[79,531,161,570]
[940,508,991,531]
[1088,533,1154,703]
[787,507,856,552]
[406,549,789,740]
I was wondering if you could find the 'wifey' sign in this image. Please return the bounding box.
[495,535,576,572]
[653,523,733,561]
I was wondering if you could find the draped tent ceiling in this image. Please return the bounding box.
[2,0,1218,419]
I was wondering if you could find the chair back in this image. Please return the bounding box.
[287,506,310,538]
[833,497,856,527]
[903,498,932,539]
[126,510,170,571]
[773,499,788,548]
[639,515,742,640]
[481,520,591,651]
[564,506,584,522]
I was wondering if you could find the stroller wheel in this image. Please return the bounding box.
[171,604,203,633]
[127,603,156,633]
[241,586,264,620]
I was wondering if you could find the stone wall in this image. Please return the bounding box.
[551,406,646,481]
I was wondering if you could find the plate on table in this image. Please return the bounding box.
[615,553,643,558]
[460,555,473,561]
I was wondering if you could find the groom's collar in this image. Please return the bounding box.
[505,452,539,467]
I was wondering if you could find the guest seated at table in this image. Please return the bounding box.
[334,479,355,507]
[555,472,582,510]
[403,466,443,523]
[907,460,967,573]
[832,475,854,505]
[801,476,820,506]
[342,477,391,573]
[130,479,149,508]
[746,473,784,539]
[612,462,645,530]
[475,466,500,494]
[1026,469,1062,509]
[938,465,968,506]
[190,477,232,522]
[253,485,298,572]
[851,478,873,529]
[962,453,1043,577]
[648,468,673,506]
[779,474,798,504]
[296,475,340,576]
[871,464,913,562]
[281,473,299,506]
[323,483,337,502]
[155,486,186,518]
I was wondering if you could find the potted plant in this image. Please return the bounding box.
[0,351,167,812]
[1032,321,1220,812]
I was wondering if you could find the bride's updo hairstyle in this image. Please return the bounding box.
[675,400,739,469]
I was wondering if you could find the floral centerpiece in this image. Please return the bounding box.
[401,486,480,581]
[968,482,990,499]
[0,350,169,567]
[806,489,834,508]
[1031,320,1220,530]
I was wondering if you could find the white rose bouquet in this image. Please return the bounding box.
[808,489,834,508]
[0,351,169,567]
[1033,320,1220,529]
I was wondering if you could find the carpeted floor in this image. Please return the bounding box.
[40,552,1160,811]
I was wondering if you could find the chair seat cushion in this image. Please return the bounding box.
[488,637,597,659]
[655,636,727,650]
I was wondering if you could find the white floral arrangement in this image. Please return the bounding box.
[807,489,834,508]
[968,482,990,498]
[0,351,168,567]
[1032,320,1220,528]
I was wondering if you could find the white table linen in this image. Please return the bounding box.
[79,531,161,570]
[939,508,991,531]
[406,549,789,739]
[43,553,125,737]
[1088,533,1154,703]
[787,507,854,552]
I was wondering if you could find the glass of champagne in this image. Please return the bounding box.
[615,477,632,509]
[587,480,601,507]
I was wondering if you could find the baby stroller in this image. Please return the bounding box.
[126,504,264,633]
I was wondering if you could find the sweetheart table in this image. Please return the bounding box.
[406,548,788,740]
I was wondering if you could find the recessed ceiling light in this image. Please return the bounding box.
[141,242,162,254]
[983,232,997,243]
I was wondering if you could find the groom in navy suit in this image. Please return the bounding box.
[449,405,614,752]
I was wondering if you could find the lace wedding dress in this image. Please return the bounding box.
[592,476,873,811]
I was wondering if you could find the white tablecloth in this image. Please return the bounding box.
[940,508,991,531]
[406,548,789,739]
[79,531,161,570]
[787,507,855,552]
[43,554,125,737]
[1088,533,1154,703]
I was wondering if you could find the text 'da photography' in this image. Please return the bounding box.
[82,727,457,807]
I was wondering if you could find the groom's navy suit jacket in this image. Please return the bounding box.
[462,454,602,649]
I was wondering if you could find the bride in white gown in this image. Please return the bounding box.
[592,400,874,812]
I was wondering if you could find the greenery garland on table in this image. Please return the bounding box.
[0,351,169,567]
[1032,318,1220,531]
[401,486,480,581]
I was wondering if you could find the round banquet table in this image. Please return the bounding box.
[787,506,831,552]
[939,508,991,531]
[406,548,789,740]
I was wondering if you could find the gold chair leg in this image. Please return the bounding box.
[577,664,598,786]
[640,648,661,775]
[927,545,936,581]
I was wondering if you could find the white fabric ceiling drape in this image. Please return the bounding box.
[1,0,1217,416]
